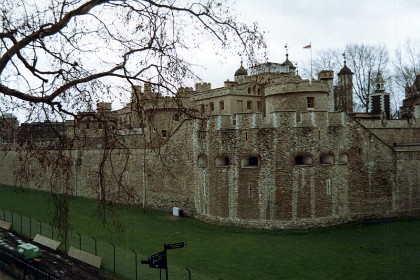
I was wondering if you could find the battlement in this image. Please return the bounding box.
[198,110,347,131]
[195,82,212,93]
[190,87,233,101]
[359,118,419,129]
[265,79,331,96]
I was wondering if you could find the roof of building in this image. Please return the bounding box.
[234,61,248,76]
[338,61,353,75]
[281,54,296,70]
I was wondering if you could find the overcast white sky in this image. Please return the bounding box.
[195,0,420,88]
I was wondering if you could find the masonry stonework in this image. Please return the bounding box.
[0,56,419,229]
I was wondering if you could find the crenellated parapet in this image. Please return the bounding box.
[265,79,331,96]
[197,111,348,131]
[195,82,212,93]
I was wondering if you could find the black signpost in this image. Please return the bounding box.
[165,242,186,250]
[141,242,186,280]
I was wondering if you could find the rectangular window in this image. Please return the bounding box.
[307,97,315,109]
[219,100,225,111]
[232,115,237,126]
[326,179,332,195]
[200,104,205,113]
[257,101,262,111]
[247,101,252,110]
[209,102,214,112]
[161,129,167,138]
[247,182,254,197]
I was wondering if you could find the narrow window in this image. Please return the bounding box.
[326,179,332,195]
[257,88,262,95]
[248,88,251,95]
[200,104,205,113]
[219,100,225,111]
[247,101,252,110]
[247,182,254,197]
[232,115,237,126]
[257,101,262,111]
[161,129,167,138]
[307,97,315,109]
[209,102,214,112]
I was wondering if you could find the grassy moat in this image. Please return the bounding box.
[0,184,419,279]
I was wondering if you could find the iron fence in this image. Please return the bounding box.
[0,209,212,280]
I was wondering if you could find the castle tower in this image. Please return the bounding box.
[234,61,248,82]
[370,71,390,119]
[401,73,420,119]
[334,54,354,113]
[281,45,296,74]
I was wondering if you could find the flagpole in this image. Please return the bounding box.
[310,41,312,84]
[303,42,312,83]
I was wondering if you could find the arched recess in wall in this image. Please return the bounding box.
[197,154,208,168]
[320,153,334,165]
[295,154,313,166]
[241,155,260,168]
[215,155,230,167]
[338,153,349,164]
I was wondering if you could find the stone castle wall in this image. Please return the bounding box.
[0,111,418,229]
[192,111,415,228]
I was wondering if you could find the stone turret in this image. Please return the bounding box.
[234,61,248,82]
[401,73,420,119]
[281,53,296,74]
[370,71,390,119]
[195,82,212,93]
[335,54,354,113]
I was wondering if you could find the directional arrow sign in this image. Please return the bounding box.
[150,251,167,269]
[164,242,186,250]
[141,251,167,269]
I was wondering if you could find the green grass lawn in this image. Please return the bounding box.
[0,184,419,280]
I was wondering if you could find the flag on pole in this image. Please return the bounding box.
[303,43,311,49]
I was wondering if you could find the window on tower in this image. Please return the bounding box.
[307,97,315,109]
